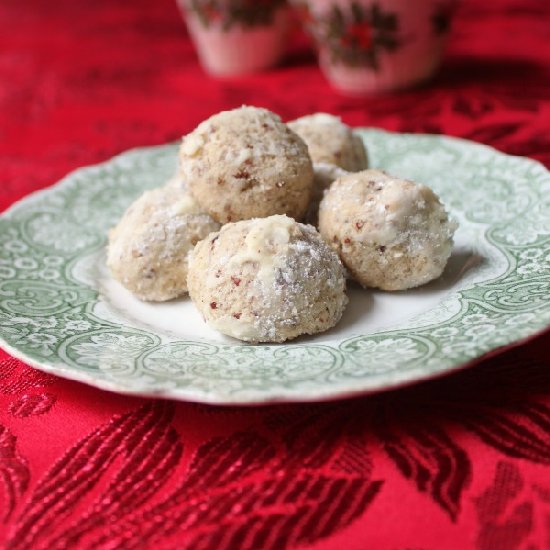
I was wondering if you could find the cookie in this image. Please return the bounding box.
[288,113,368,171]
[180,106,314,224]
[107,186,220,301]
[319,170,458,290]
[187,215,348,342]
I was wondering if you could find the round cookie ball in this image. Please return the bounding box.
[179,106,314,224]
[288,113,368,172]
[187,215,348,343]
[107,186,220,301]
[319,170,458,291]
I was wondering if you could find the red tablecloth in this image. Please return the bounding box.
[1,0,549,548]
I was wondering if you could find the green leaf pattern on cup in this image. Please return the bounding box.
[186,0,286,30]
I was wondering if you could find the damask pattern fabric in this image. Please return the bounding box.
[0,0,549,548]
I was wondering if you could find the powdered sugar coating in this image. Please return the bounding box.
[187,215,348,343]
[179,106,314,224]
[107,186,220,301]
[319,170,458,291]
[288,113,368,172]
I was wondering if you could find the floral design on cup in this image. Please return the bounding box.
[293,0,457,94]
[186,0,286,30]
[179,0,290,75]
[297,2,401,69]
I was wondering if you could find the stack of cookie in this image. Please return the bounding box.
[107,106,457,342]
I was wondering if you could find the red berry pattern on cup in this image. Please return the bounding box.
[297,2,401,69]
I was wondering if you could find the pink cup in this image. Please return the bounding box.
[178,0,290,76]
[292,0,457,94]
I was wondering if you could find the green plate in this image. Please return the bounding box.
[1,130,549,403]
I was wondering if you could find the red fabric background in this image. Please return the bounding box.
[1,0,549,548]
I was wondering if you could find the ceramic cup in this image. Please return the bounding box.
[178,0,290,76]
[292,0,457,94]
